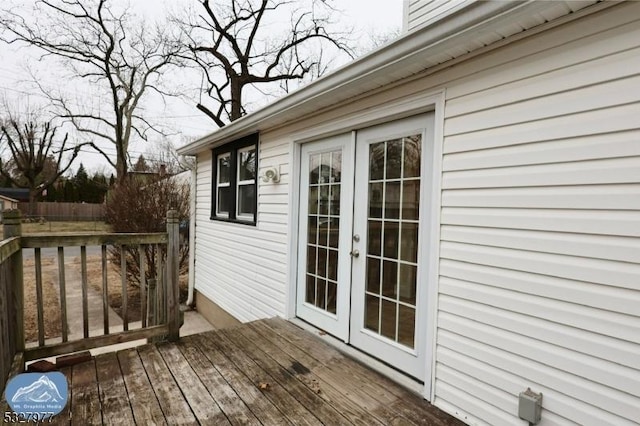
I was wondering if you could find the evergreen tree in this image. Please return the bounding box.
[133,155,149,172]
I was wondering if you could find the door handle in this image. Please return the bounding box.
[350,249,360,258]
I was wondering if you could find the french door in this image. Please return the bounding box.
[296,134,354,341]
[297,113,434,381]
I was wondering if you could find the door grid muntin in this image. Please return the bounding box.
[304,150,342,314]
[364,135,421,349]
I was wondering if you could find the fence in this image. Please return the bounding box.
[0,210,180,390]
[18,202,105,221]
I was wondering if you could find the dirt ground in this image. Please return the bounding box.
[85,255,188,322]
[22,253,188,341]
[23,258,63,343]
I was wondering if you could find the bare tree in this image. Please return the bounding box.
[0,0,184,182]
[177,0,354,127]
[0,118,81,213]
[145,137,196,175]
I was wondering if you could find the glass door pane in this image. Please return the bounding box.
[363,135,421,349]
[305,150,342,314]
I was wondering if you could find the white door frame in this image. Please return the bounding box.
[285,88,446,401]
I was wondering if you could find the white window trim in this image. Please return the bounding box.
[235,145,257,222]
[216,152,231,218]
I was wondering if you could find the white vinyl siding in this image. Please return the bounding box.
[435,3,640,425]
[405,0,470,33]
[193,136,290,322]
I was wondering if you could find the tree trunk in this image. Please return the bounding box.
[116,156,128,184]
[28,189,38,217]
[230,79,242,121]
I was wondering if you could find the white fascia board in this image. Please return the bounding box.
[177,1,555,156]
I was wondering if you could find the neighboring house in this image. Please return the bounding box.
[178,2,640,425]
[0,188,29,203]
[0,195,19,222]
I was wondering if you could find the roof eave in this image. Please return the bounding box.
[177,0,591,156]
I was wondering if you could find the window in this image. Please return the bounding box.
[211,133,258,224]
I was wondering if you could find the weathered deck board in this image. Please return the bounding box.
[136,344,198,425]
[95,353,135,425]
[263,318,462,426]
[221,326,352,425]
[49,366,71,426]
[70,359,101,426]
[12,318,463,425]
[240,322,384,426]
[186,333,291,425]
[175,338,262,426]
[205,330,321,425]
[156,342,230,425]
[116,348,167,425]
[253,320,412,425]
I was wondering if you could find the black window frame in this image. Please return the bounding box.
[211,133,259,225]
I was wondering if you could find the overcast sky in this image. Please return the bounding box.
[0,0,403,173]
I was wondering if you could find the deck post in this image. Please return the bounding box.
[3,210,24,352]
[166,210,180,341]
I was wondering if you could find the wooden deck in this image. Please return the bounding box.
[47,318,463,425]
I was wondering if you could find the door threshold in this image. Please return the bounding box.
[289,317,426,397]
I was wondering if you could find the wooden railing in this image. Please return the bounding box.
[0,210,180,381]
[0,233,22,393]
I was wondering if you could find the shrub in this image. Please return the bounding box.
[105,175,190,287]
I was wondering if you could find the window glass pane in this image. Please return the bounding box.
[385,139,402,180]
[399,264,417,305]
[318,217,329,247]
[369,182,383,218]
[402,180,420,221]
[382,260,397,299]
[237,184,255,217]
[328,249,338,281]
[306,275,316,305]
[327,283,337,314]
[307,216,318,245]
[238,147,256,181]
[366,257,381,294]
[403,135,421,178]
[380,300,397,340]
[385,182,400,219]
[365,295,380,333]
[398,305,415,348]
[367,220,382,256]
[310,154,320,184]
[329,184,340,215]
[331,151,342,183]
[328,217,339,249]
[400,222,418,263]
[218,154,230,184]
[369,142,385,181]
[316,279,327,309]
[383,221,399,259]
[317,247,327,278]
[306,245,316,274]
[217,187,230,214]
[308,186,318,215]
[319,185,329,215]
